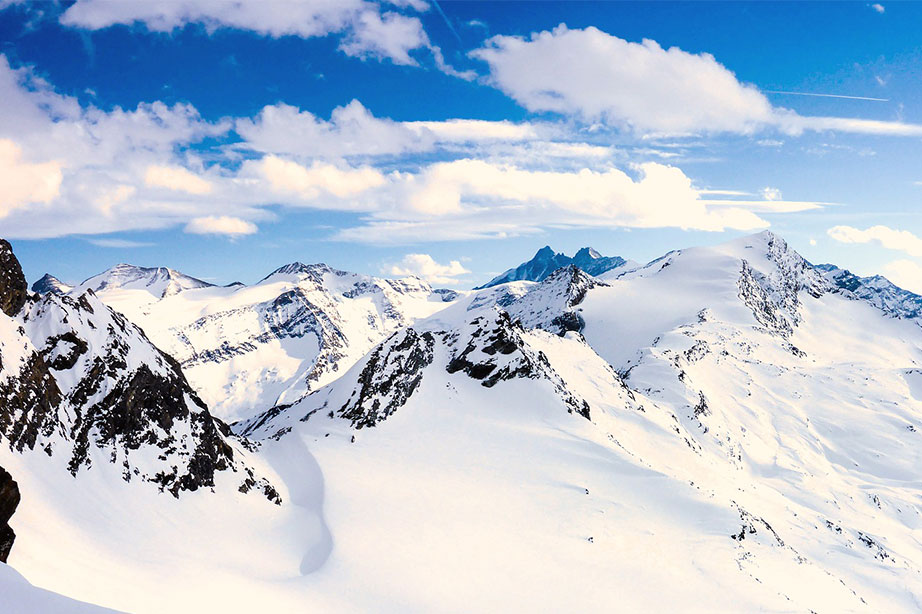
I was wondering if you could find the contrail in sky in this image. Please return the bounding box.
[431,0,463,44]
[764,90,889,102]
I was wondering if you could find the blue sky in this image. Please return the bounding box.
[3,1,922,290]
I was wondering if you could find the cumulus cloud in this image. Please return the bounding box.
[254,156,386,202]
[0,138,62,217]
[471,25,773,135]
[388,253,470,284]
[184,216,258,236]
[333,159,782,243]
[760,187,782,201]
[145,164,213,195]
[471,25,922,137]
[872,3,885,14]
[827,225,922,258]
[235,100,537,159]
[0,51,820,244]
[59,0,430,66]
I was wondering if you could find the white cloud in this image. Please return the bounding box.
[254,156,386,201]
[471,25,922,137]
[338,9,428,65]
[236,100,537,159]
[87,238,154,248]
[59,0,430,66]
[184,216,258,236]
[872,3,885,14]
[388,253,469,284]
[827,225,922,258]
[334,159,772,243]
[471,25,774,135]
[0,138,62,217]
[145,164,213,195]
[760,187,782,201]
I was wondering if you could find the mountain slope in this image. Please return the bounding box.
[475,245,630,288]
[8,231,922,613]
[73,264,214,300]
[79,261,459,422]
[816,263,922,320]
[234,230,922,613]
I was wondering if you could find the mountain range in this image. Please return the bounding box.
[474,245,635,288]
[4,232,922,612]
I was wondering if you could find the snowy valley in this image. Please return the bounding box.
[3,231,922,612]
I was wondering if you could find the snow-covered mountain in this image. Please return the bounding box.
[816,262,922,320]
[68,261,460,422]
[0,239,276,499]
[31,273,72,296]
[7,231,922,612]
[475,245,632,288]
[73,263,214,300]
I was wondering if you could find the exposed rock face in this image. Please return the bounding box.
[0,240,276,501]
[737,233,829,338]
[446,311,591,418]
[0,240,27,317]
[0,466,20,563]
[339,328,435,429]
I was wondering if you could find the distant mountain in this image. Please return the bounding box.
[79,260,461,422]
[31,274,72,296]
[815,263,922,320]
[476,245,630,288]
[72,263,214,299]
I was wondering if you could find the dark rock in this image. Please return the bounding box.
[0,466,20,563]
[338,328,435,429]
[0,239,28,317]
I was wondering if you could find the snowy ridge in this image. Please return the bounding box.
[80,260,460,422]
[7,231,922,612]
[74,263,214,300]
[817,263,922,320]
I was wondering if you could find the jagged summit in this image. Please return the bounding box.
[31,273,72,296]
[476,245,627,289]
[74,263,214,299]
[260,261,333,282]
[0,239,27,317]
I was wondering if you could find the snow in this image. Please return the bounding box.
[6,230,922,612]
[75,262,460,422]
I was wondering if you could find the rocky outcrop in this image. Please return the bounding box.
[0,466,20,563]
[338,328,435,429]
[0,240,27,317]
[505,265,605,335]
[0,239,276,501]
[446,311,591,418]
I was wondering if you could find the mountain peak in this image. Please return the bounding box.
[574,247,602,260]
[77,263,213,299]
[476,245,626,289]
[32,273,72,296]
